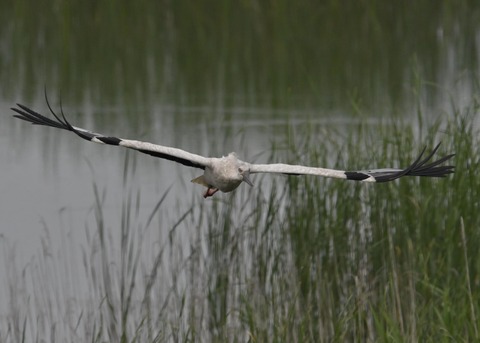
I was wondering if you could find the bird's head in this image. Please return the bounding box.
[227,153,253,187]
[237,163,253,187]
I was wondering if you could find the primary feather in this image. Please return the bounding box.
[11,99,455,198]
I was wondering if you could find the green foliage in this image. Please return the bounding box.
[2,0,479,111]
[3,109,479,342]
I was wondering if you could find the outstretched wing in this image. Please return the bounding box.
[11,102,210,170]
[249,144,455,182]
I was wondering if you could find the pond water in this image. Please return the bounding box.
[0,1,479,340]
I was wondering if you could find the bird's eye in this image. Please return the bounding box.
[238,167,244,173]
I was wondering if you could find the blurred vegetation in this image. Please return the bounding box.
[1,1,479,341]
[2,103,479,342]
[1,0,479,112]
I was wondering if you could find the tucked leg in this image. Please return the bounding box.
[203,187,219,198]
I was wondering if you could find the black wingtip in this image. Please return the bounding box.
[45,90,71,129]
[374,143,455,182]
[12,94,107,145]
[11,89,88,137]
[11,102,70,130]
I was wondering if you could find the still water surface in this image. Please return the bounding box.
[0,1,479,338]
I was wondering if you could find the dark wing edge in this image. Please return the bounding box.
[11,94,99,141]
[11,97,206,170]
[345,143,455,182]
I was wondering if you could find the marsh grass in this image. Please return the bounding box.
[4,1,478,113]
[2,107,479,342]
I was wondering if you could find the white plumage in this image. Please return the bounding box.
[11,99,455,198]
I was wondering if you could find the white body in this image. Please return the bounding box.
[11,101,455,198]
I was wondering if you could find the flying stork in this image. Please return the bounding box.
[11,100,455,198]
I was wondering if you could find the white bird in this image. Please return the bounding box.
[11,100,455,198]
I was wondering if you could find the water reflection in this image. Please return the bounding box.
[1,1,479,111]
[0,1,479,340]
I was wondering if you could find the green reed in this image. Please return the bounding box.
[1,105,479,342]
[3,0,478,113]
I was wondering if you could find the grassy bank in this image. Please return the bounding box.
[2,105,479,342]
